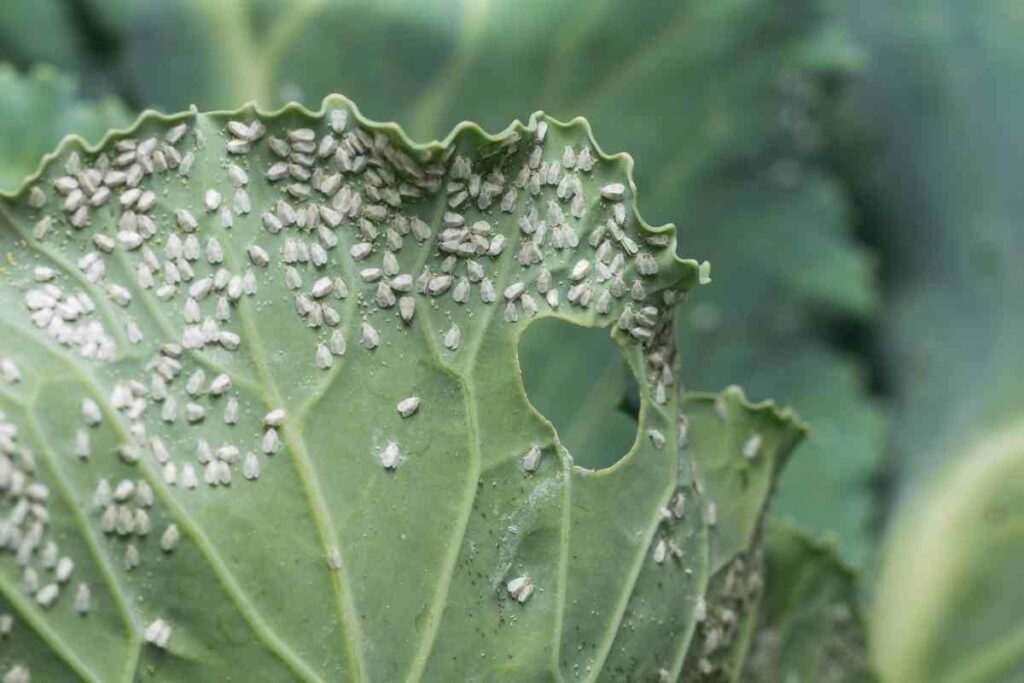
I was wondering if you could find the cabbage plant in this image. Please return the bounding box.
[0,96,865,681]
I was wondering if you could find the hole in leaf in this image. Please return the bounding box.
[518,318,640,470]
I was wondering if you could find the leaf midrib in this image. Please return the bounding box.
[213,207,367,682]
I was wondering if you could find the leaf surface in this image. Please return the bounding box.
[677,389,809,680]
[0,94,716,681]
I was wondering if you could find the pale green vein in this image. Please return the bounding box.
[583,408,680,683]
[216,241,368,681]
[20,409,144,683]
[0,573,101,683]
[400,182,478,680]
[0,316,323,682]
[550,443,574,677]
[405,149,519,679]
[401,280,481,682]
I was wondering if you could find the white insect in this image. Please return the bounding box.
[361,322,380,349]
[243,453,260,480]
[204,189,222,211]
[379,442,401,470]
[600,183,625,200]
[263,409,286,427]
[144,618,172,648]
[506,575,534,603]
[0,358,21,384]
[396,397,420,418]
[262,428,281,455]
[742,434,763,460]
[521,445,543,473]
[35,584,59,608]
[443,324,461,351]
[161,524,180,552]
[74,583,91,615]
[315,343,333,370]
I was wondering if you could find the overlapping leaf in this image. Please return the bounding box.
[743,521,872,682]
[677,388,810,680]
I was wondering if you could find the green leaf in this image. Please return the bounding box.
[677,388,809,680]
[870,421,1024,682]
[743,520,872,683]
[684,387,807,575]
[0,0,885,565]
[0,65,130,192]
[0,94,725,681]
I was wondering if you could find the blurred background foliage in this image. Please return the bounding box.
[1,0,1020,676]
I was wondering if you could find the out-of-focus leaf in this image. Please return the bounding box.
[0,2,84,72]
[0,65,129,192]
[838,0,1024,487]
[0,93,731,681]
[743,520,873,683]
[840,0,1024,492]
[871,422,1024,682]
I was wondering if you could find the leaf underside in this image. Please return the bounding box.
[0,94,734,682]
